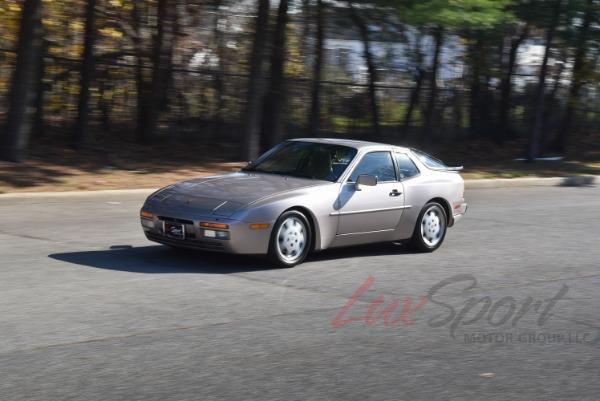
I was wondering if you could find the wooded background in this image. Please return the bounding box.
[1,0,599,164]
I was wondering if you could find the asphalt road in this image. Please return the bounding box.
[0,185,599,401]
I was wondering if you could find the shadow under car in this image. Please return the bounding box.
[49,242,415,274]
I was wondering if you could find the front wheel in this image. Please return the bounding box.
[409,202,447,252]
[268,210,312,268]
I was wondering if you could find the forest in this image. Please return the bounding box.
[0,0,599,167]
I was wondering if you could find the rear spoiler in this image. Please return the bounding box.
[431,166,464,172]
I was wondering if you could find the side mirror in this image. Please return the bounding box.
[355,174,377,191]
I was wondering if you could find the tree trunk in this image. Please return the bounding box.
[481,73,493,136]
[300,0,311,57]
[469,34,484,138]
[550,0,593,153]
[1,0,42,162]
[161,3,177,112]
[402,71,423,137]
[349,2,380,139]
[540,49,567,151]
[73,0,98,149]
[32,37,48,139]
[261,0,289,150]
[241,0,271,161]
[146,0,169,140]
[401,34,424,137]
[421,27,443,144]
[132,1,149,142]
[497,24,529,143]
[99,80,111,132]
[212,0,225,138]
[452,88,464,137]
[528,0,562,161]
[549,50,567,100]
[308,0,324,137]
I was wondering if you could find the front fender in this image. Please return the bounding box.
[230,183,341,251]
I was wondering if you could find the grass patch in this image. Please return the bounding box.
[462,160,600,180]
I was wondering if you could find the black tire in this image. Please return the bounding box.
[409,202,448,253]
[267,210,312,268]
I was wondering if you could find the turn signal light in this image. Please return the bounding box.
[249,223,270,230]
[200,222,229,230]
[140,211,154,219]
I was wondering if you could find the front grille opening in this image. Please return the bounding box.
[158,216,194,225]
[146,232,225,251]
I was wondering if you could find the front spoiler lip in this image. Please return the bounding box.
[145,231,228,252]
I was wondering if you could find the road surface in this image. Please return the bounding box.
[0,186,599,401]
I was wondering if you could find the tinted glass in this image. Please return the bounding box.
[244,141,357,182]
[395,153,420,179]
[349,151,397,182]
[411,149,447,169]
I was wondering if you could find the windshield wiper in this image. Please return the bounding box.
[245,169,317,179]
[246,169,290,176]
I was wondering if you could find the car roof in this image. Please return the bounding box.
[289,138,411,153]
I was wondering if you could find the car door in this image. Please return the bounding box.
[336,151,406,235]
[392,151,426,239]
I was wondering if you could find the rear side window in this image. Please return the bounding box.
[349,151,397,182]
[395,153,420,179]
[411,149,447,169]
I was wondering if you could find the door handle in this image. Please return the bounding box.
[389,189,402,197]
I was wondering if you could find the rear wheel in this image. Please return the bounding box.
[268,210,312,268]
[409,202,447,252]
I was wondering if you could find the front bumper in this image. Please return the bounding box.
[141,213,273,255]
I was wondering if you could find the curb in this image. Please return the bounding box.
[0,176,596,198]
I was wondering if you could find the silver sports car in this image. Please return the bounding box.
[140,138,467,267]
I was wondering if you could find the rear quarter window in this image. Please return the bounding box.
[411,149,447,169]
[395,153,420,179]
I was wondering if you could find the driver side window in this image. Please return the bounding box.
[348,151,397,182]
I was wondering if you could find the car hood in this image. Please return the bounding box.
[149,172,324,217]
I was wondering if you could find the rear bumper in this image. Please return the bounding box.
[451,203,468,227]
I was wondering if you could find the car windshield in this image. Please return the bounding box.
[243,141,358,182]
